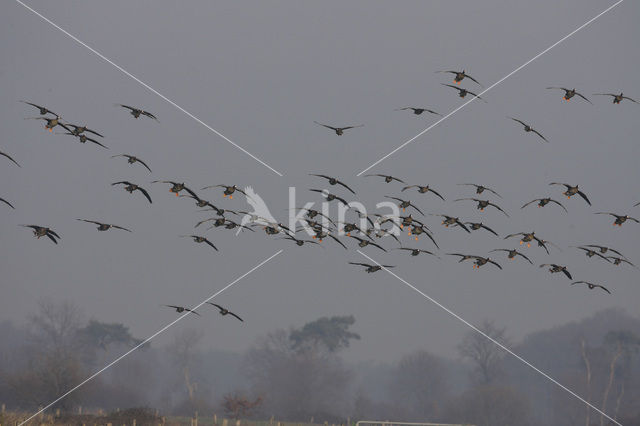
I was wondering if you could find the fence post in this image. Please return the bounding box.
[214,414,218,426]
[133,420,137,426]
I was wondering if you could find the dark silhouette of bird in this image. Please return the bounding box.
[385,196,424,215]
[279,236,322,247]
[504,232,546,250]
[348,235,387,252]
[571,281,611,294]
[465,222,499,236]
[0,150,20,167]
[547,87,592,104]
[395,248,440,258]
[118,104,158,121]
[521,198,567,213]
[607,256,636,268]
[595,212,639,227]
[164,305,200,316]
[431,214,470,233]
[180,235,218,251]
[313,121,363,135]
[401,184,445,201]
[26,115,71,132]
[442,84,486,102]
[111,181,153,204]
[77,219,132,232]
[395,107,441,116]
[457,183,502,198]
[20,225,60,244]
[365,174,405,184]
[111,154,152,173]
[207,303,243,321]
[447,254,502,269]
[349,262,394,273]
[549,183,591,205]
[309,174,356,194]
[490,249,532,264]
[593,92,638,105]
[153,181,198,198]
[60,132,108,149]
[201,184,247,199]
[437,69,483,86]
[20,101,57,116]
[539,264,572,279]
[509,117,548,142]
[454,198,509,217]
[67,124,104,138]
[309,189,349,206]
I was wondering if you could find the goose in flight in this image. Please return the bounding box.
[110,154,152,173]
[539,264,572,280]
[401,184,445,201]
[431,214,471,233]
[280,236,322,247]
[509,117,548,142]
[504,231,545,249]
[465,222,499,236]
[164,305,200,316]
[309,189,349,206]
[549,183,591,205]
[395,107,441,116]
[595,212,639,227]
[521,198,567,213]
[111,181,153,204]
[365,174,405,184]
[489,249,532,264]
[457,183,501,198]
[207,303,243,322]
[67,124,104,138]
[436,69,483,86]
[454,198,509,217]
[20,225,60,244]
[447,254,502,269]
[26,115,71,132]
[395,247,440,258]
[385,196,424,215]
[607,256,636,268]
[153,181,198,198]
[180,235,219,251]
[61,132,108,149]
[546,87,592,104]
[593,92,638,105]
[348,262,394,273]
[442,84,486,102]
[118,104,158,121]
[582,245,624,257]
[77,219,132,232]
[0,150,21,167]
[348,235,387,252]
[20,101,57,116]
[314,121,363,135]
[571,281,611,294]
[309,174,356,194]
[202,184,247,199]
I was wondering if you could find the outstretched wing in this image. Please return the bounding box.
[0,151,21,167]
[0,197,14,209]
[136,187,153,204]
[577,190,591,206]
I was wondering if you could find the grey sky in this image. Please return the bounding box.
[1,0,638,366]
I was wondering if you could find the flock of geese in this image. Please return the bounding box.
[2,69,639,322]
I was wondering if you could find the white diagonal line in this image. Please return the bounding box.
[15,0,284,177]
[356,250,622,426]
[19,249,283,426]
[356,0,624,176]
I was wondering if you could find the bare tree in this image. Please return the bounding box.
[9,298,86,410]
[222,392,263,421]
[458,319,510,385]
[600,331,640,426]
[169,328,204,406]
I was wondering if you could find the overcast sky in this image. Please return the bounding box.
[1,0,638,366]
